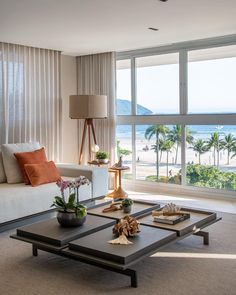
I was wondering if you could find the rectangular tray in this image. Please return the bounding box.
[16,215,116,247]
[138,207,217,236]
[68,225,177,265]
[88,200,160,220]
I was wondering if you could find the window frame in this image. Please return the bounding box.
[116,35,236,197]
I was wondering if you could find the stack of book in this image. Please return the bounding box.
[153,213,190,225]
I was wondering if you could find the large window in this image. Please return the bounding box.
[135,124,181,184]
[116,59,131,115]
[188,45,236,114]
[116,41,236,195]
[136,54,179,115]
[186,125,236,190]
[116,125,132,179]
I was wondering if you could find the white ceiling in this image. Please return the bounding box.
[0,0,236,56]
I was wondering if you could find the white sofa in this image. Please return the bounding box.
[0,156,108,224]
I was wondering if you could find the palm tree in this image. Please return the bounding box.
[151,137,167,163]
[145,125,169,180]
[190,139,209,165]
[116,140,132,159]
[161,139,175,179]
[221,133,236,165]
[231,145,236,160]
[207,132,220,166]
[168,125,194,164]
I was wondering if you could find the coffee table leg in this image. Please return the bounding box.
[124,269,137,288]
[194,231,209,245]
[32,245,38,256]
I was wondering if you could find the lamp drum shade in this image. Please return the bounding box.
[69,95,107,119]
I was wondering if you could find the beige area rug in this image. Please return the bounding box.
[0,212,235,295]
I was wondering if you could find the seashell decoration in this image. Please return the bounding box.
[108,215,140,245]
[108,233,133,245]
[152,203,183,217]
[163,203,181,214]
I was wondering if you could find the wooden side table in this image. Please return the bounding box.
[88,161,130,199]
[108,167,119,191]
[88,161,117,192]
[107,166,130,199]
[88,160,110,167]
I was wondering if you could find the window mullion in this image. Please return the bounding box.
[131,57,136,115]
[179,49,188,115]
[180,50,188,186]
[181,124,186,186]
[132,124,136,180]
[131,57,137,180]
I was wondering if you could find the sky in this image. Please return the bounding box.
[117,56,236,114]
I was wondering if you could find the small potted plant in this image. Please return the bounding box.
[51,177,89,227]
[121,198,134,213]
[96,151,109,164]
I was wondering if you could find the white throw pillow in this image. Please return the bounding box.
[1,142,41,184]
[0,151,7,183]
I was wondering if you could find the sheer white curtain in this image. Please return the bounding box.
[77,52,116,164]
[0,42,61,161]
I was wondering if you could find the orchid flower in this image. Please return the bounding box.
[56,177,90,203]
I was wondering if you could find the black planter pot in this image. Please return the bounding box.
[123,205,132,214]
[57,211,86,227]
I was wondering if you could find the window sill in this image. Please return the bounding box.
[122,179,236,201]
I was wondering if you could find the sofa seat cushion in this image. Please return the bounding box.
[0,176,92,224]
[1,142,41,184]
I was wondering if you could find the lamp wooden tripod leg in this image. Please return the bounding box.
[79,119,97,164]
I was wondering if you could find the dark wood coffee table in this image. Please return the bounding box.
[16,214,116,248]
[88,200,160,220]
[10,203,221,288]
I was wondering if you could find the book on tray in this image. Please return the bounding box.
[153,213,190,225]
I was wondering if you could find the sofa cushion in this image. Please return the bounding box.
[0,177,92,224]
[56,164,108,199]
[25,161,61,187]
[1,142,41,184]
[0,152,7,183]
[14,147,47,184]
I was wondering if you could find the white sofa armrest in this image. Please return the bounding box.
[56,163,108,198]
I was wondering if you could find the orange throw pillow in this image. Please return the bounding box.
[24,161,61,187]
[14,147,47,184]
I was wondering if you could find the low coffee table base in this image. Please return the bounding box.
[30,242,138,287]
[10,204,221,288]
[12,228,211,288]
[194,230,209,245]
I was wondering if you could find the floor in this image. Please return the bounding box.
[1,191,235,294]
[126,191,236,214]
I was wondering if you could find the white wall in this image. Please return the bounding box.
[61,55,78,163]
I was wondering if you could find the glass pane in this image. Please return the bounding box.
[136,124,181,184]
[186,125,236,190]
[188,45,236,114]
[136,53,179,115]
[116,59,131,115]
[116,125,132,179]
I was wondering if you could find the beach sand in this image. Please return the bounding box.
[118,137,236,180]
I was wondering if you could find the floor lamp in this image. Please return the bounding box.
[69,95,108,164]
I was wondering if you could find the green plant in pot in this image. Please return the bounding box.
[96,151,109,164]
[51,177,89,227]
[121,198,134,214]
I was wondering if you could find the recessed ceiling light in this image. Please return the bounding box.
[159,0,168,2]
[148,27,159,31]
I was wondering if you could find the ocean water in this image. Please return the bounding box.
[116,125,236,140]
